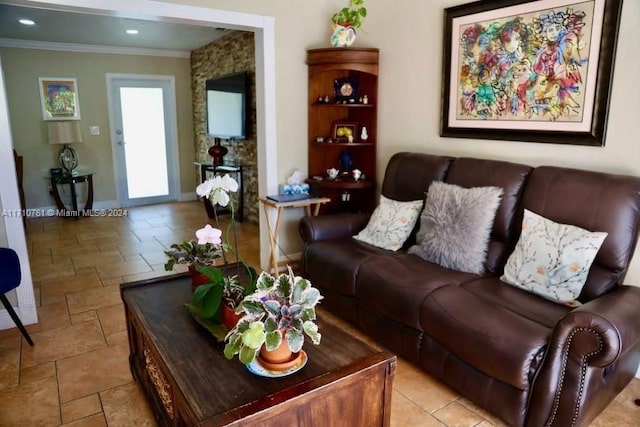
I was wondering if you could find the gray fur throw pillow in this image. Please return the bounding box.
[408,181,503,274]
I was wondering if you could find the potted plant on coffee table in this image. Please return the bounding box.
[223,267,323,371]
[165,174,257,333]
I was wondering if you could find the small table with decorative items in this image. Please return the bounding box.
[49,172,94,218]
[120,273,396,426]
[260,196,330,274]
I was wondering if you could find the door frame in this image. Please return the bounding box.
[0,0,277,329]
[106,73,180,207]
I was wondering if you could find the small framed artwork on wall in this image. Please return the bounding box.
[38,77,81,121]
[440,0,622,146]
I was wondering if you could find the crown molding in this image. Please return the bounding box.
[0,38,190,58]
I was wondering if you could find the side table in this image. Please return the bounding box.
[260,196,330,273]
[50,173,94,218]
[195,162,244,222]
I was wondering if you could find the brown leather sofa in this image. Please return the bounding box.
[299,152,640,427]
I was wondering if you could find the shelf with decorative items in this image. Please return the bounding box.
[307,47,378,214]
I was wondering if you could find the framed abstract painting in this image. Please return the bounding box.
[440,0,622,146]
[38,77,81,121]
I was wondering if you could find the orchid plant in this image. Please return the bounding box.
[165,173,257,320]
[223,267,323,365]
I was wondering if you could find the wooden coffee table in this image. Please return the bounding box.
[121,273,396,426]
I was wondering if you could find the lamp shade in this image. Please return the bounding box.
[48,121,82,145]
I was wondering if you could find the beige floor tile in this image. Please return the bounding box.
[117,240,167,256]
[21,320,106,368]
[57,343,132,403]
[457,397,508,426]
[0,376,60,426]
[72,250,124,269]
[106,330,129,347]
[60,413,107,426]
[67,285,123,314]
[25,301,70,333]
[394,359,460,413]
[391,390,445,427]
[141,250,170,265]
[433,401,484,427]
[591,379,640,426]
[75,229,120,242]
[71,310,99,324]
[20,361,56,384]
[101,382,157,426]
[61,394,103,424]
[100,277,125,287]
[0,334,21,353]
[51,243,101,258]
[0,349,19,389]
[97,304,125,335]
[30,258,76,281]
[95,258,152,279]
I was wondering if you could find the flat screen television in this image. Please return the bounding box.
[206,72,249,140]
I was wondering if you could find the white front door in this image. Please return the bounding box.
[107,74,178,207]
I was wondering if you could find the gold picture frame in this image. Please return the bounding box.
[38,77,81,121]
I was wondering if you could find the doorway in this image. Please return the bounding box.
[106,74,179,207]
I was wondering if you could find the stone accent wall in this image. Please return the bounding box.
[191,31,258,223]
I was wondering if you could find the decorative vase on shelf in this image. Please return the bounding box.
[340,150,353,172]
[330,25,356,47]
[208,137,228,166]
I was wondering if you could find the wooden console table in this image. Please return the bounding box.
[121,273,396,426]
[260,196,330,274]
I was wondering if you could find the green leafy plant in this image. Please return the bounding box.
[191,265,257,319]
[331,0,367,29]
[223,267,323,365]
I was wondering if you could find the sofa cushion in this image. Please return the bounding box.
[356,253,479,330]
[302,237,388,296]
[353,195,423,251]
[521,166,640,301]
[408,182,503,274]
[421,285,552,390]
[461,278,571,329]
[501,209,607,305]
[444,158,533,274]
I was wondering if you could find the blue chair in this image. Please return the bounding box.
[0,248,34,346]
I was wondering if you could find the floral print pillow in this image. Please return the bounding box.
[501,209,607,305]
[353,195,423,251]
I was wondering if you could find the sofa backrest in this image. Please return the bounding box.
[381,152,454,249]
[381,152,453,201]
[521,166,640,301]
[444,158,532,274]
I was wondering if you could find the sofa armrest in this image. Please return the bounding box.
[299,213,370,243]
[526,285,640,427]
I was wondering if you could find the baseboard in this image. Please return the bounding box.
[179,192,198,202]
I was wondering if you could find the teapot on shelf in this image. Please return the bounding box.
[327,168,339,180]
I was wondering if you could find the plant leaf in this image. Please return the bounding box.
[263,300,281,316]
[239,346,258,365]
[303,321,322,345]
[285,329,304,353]
[264,317,278,333]
[200,284,223,318]
[192,282,213,304]
[242,300,265,315]
[265,329,282,350]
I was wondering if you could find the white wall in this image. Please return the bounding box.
[162,0,640,284]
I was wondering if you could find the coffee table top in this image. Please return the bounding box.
[121,273,394,424]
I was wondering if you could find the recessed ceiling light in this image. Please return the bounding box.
[19,19,35,26]
[125,29,139,35]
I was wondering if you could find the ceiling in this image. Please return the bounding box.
[0,3,231,52]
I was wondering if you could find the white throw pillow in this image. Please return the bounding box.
[408,181,503,274]
[353,195,423,251]
[501,209,607,305]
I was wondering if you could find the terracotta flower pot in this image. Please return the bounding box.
[188,265,210,291]
[260,339,293,365]
[221,304,242,329]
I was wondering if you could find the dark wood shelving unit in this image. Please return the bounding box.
[306,47,379,214]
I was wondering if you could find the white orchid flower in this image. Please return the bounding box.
[195,224,222,245]
[196,174,239,207]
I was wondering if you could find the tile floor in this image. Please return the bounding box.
[0,201,638,426]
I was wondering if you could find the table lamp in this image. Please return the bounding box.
[48,121,82,174]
